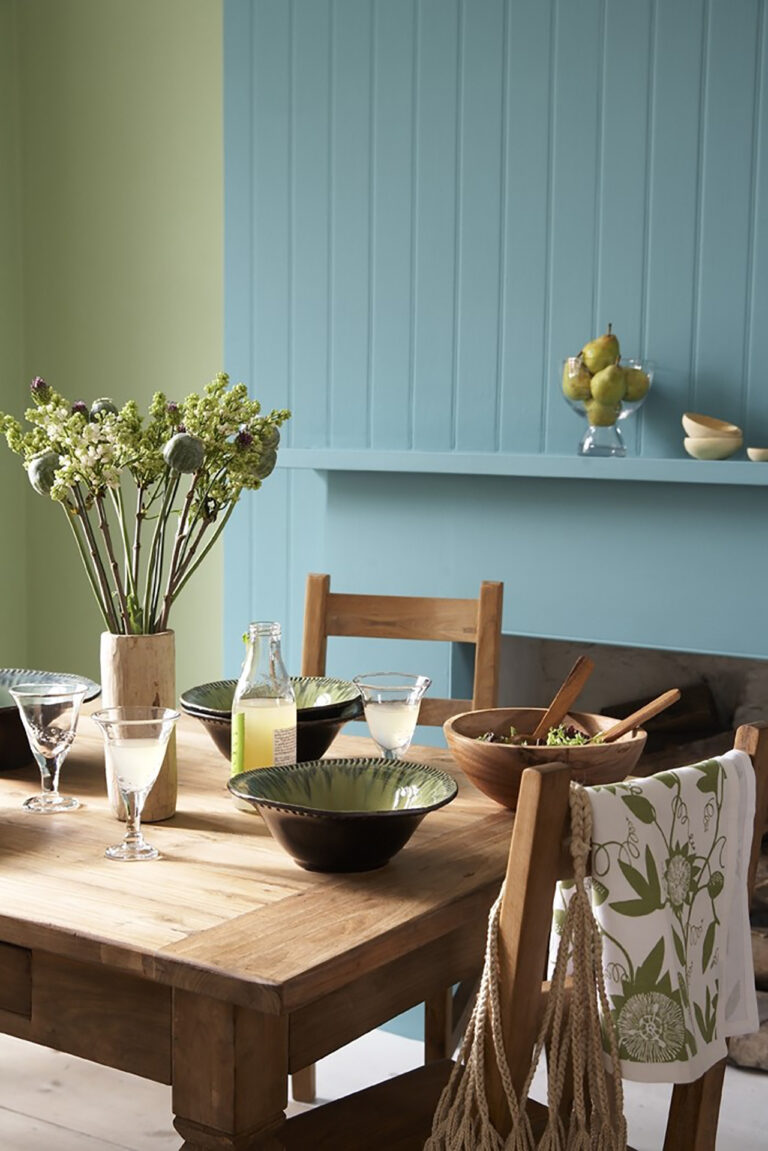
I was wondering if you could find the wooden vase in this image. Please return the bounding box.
[99,630,177,822]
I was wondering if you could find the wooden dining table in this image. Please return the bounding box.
[0,713,513,1149]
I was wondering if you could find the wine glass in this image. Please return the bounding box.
[91,706,179,861]
[10,681,89,812]
[353,673,431,759]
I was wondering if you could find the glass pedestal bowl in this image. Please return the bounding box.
[562,357,654,457]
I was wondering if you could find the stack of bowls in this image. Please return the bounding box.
[682,412,743,460]
[180,676,364,762]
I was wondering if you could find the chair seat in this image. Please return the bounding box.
[278,1059,454,1150]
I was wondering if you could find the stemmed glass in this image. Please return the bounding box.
[353,673,431,759]
[91,706,179,861]
[10,682,89,812]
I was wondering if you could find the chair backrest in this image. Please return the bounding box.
[301,573,504,727]
[485,723,768,1149]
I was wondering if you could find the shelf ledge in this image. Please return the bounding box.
[277,448,768,486]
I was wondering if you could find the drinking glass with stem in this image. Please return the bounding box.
[91,706,179,861]
[10,681,89,812]
[353,673,431,760]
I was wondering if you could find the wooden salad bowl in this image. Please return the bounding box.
[443,707,647,810]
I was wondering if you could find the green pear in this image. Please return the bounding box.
[584,399,619,427]
[581,323,620,374]
[590,362,626,405]
[624,365,650,401]
[562,356,592,401]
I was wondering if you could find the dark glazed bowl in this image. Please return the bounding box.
[0,669,101,771]
[227,757,458,872]
[180,676,364,763]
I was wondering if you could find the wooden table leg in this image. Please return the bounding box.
[172,989,288,1150]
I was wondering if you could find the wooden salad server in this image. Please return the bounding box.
[530,655,596,742]
[598,688,681,744]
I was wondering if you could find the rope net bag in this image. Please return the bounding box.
[425,783,627,1151]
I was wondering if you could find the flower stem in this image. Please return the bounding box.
[73,485,121,632]
[60,502,113,631]
[95,492,132,632]
[132,482,145,589]
[159,503,235,629]
[142,474,178,632]
[156,473,199,629]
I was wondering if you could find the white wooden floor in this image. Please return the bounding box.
[0,1029,764,1149]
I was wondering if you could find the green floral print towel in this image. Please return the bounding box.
[553,750,758,1083]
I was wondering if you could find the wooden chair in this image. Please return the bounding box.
[301,573,504,725]
[291,573,504,1103]
[277,723,768,1149]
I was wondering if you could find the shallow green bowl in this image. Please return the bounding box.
[180,676,363,722]
[227,757,458,872]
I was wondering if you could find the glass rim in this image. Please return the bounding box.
[353,672,432,690]
[10,681,89,699]
[90,706,180,726]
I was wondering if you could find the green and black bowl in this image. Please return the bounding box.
[227,756,458,872]
[180,676,364,762]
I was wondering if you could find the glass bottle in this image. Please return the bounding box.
[231,621,297,777]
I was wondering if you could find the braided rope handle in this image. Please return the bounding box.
[425,784,627,1151]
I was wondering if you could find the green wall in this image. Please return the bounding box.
[3,0,224,687]
[0,0,28,665]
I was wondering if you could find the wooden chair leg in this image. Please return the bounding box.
[425,977,480,1063]
[291,1064,316,1104]
[663,1060,726,1151]
[425,988,454,1062]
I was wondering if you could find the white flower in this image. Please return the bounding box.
[617,993,685,1062]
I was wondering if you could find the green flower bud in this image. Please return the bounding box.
[27,450,60,496]
[162,431,205,473]
[90,397,119,419]
[254,446,277,480]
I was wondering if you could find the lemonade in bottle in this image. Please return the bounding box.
[231,622,296,806]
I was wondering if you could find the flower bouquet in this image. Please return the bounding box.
[0,374,290,635]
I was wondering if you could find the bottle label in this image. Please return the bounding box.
[231,710,245,776]
[273,723,297,765]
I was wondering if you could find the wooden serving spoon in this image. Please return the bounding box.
[530,655,596,742]
[597,688,681,744]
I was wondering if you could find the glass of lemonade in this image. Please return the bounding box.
[91,706,179,861]
[353,673,431,759]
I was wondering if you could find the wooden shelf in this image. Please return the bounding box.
[278,449,768,486]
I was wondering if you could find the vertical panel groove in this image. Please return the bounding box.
[366,0,377,449]
[592,0,607,336]
[494,0,510,453]
[450,0,465,451]
[743,0,765,415]
[326,0,335,446]
[638,0,658,454]
[689,0,711,411]
[288,0,296,432]
[408,0,420,450]
[540,0,557,453]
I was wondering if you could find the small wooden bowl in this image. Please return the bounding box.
[683,435,742,460]
[681,412,742,439]
[443,707,647,811]
[747,447,768,462]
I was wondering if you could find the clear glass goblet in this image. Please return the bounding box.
[91,706,179,861]
[562,356,654,457]
[10,681,89,812]
[353,673,431,759]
